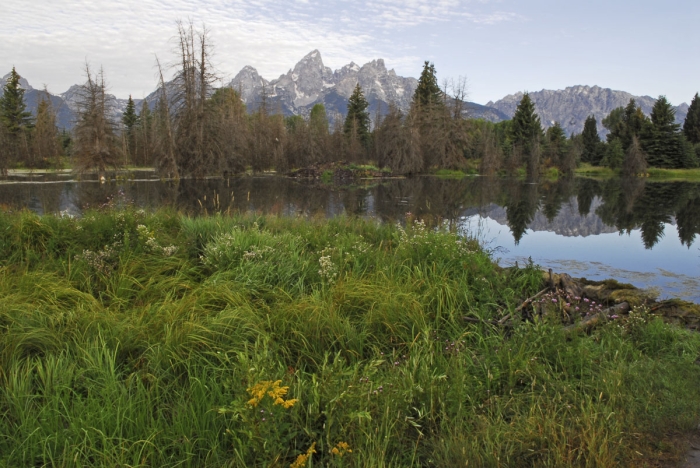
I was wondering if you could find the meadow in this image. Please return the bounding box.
[0,201,699,467]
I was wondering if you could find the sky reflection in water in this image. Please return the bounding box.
[2,173,699,302]
[473,216,700,302]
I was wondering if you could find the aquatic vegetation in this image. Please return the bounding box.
[0,206,698,466]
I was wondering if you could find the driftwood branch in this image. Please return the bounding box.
[564,302,630,333]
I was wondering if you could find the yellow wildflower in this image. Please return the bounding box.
[290,442,316,468]
[267,380,288,399]
[281,398,298,409]
[331,441,352,457]
[246,380,273,407]
[246,380,298,408]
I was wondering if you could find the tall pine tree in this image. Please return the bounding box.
[510,93,543,178]
[644,96,689,168]
[0,67,33,135]
[683,93,700,145]
[122,95,139,166]
[544,122,568,167]
[412,61,443,109]
[581,115,602,164]
[0,67,33,171]
[344,83,370,145]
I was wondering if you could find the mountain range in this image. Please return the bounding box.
[487,86,689,136]
[0,73,137,130]
[2,51,692,137]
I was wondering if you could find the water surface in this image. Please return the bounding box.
[1,173,698,302]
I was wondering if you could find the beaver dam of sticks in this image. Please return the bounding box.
[0,207,699,467]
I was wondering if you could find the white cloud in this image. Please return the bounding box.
[0,0,517,98]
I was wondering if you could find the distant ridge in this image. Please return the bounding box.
[2,64,692,135]
[0,72,138,130]
[487,85,690,136]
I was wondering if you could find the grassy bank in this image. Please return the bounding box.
[573,163,617,178]
[0,206,699,467]
[646,167,700,180]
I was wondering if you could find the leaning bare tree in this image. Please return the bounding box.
[169,20,222,177]
[72,65,122,177]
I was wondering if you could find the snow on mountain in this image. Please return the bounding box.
[229,50,420,122]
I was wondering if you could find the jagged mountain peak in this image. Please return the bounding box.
[297,49,323,66]
[228,51,419,118]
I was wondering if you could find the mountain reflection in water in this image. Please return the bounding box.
[0,174,698,301]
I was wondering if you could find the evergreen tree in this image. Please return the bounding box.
[344,83,370,145]
[683,92,700,144]
[581,115,602,164]
[600,139,624,169]
[544,122,567,167]
[122,95,139,165]
[412,61,443,108]
[510,93,543,178]
[644,96,687,168]
[0,67,33,171]
[606,99,649,151]
[309,103,329,136]
[602,107,624,136]
[122,95,139,131]
[0,67,33,135]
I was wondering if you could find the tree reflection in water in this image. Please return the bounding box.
[1,174,699,249]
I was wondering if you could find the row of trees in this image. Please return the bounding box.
[3,22,700,178]
[579,94,700,173]
[0,68,66,173]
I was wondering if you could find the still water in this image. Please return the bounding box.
[2,172,699,302]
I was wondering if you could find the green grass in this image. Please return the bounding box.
[0,207,699,467]
[574,163,617,177]
[544,167,561,179]
[574,164,700,181]
[434,168,468,178]
[647,167,700,180]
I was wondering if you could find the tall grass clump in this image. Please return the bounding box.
[0,205,699,467]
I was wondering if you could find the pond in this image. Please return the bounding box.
[2,172,699,302]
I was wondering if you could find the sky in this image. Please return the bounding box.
[1,0,698,105]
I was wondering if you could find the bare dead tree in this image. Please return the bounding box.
[170,20,220,176]
[375,103,422,174]
[208,87,248,174]
[153,56,179,179]
[479,125,502,176]
[444,76,469,119]
[72,64,122,177]
[622,136,648,176]
[31,89,61,168]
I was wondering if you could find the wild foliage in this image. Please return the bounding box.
[0,207,697,466]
